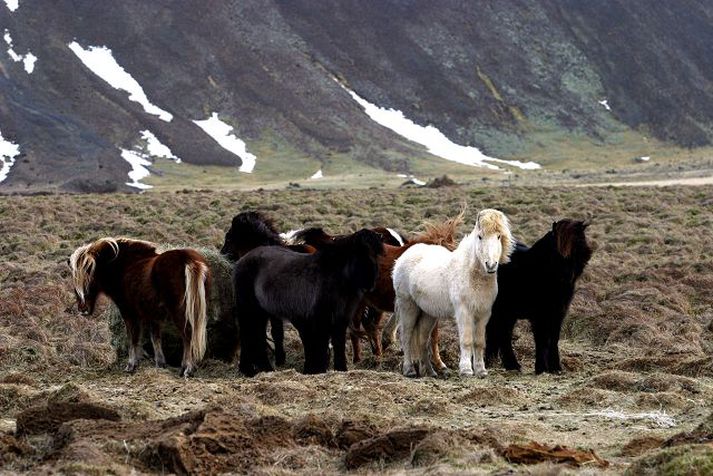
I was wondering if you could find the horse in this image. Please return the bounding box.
[485,219,593,374]
[220,211,315,366]
[393,209,514,378]
[293,212,464,367]
[233,229,384,376]
[68,238,210,377]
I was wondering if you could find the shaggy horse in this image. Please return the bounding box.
[292,213,462,366]
[393,209,514,378]
[233,229,384,376]
[68,238,210,377]
[486,219,593,374]
[220,211,315,366]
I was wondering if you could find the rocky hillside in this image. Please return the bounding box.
[2,0,713,192]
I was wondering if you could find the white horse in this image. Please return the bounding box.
[392,209,514,378]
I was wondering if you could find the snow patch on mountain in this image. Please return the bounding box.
[4,29,37,73]
[141,130,181,163]
[310,169,323,179]
[68,42,173,122]
[193,112,256,173]
[120,149,152,190]
[342,84,540,171]
[118,130,182,189]
[3,0,18,12]
[0,129,20,183]
[599,99,611,111]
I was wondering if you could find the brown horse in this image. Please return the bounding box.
[69,238,210,377]
[293,210,464,368]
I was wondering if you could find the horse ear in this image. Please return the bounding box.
[582,219,591,229]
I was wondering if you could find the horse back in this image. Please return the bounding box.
[152,249,210,310]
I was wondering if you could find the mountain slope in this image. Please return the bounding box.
[1,0,713,192]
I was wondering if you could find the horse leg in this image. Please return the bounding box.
[381,312,399,352]
[350,330,362,364]
[332,318,349,372]
[416,314,438,377]
[149,321,166,368]
[180,325,196,377]
[350,304,366,364]
[123,316,141,373]
[499,316,521,371]
[472,313,489,378]
[270,317,286,367]
[455,308,475,376]
[533,319,550,374]
[396,296,419,377]
[547,315,564,373]
[255,314,274,373]
[364,307,384,357]
[485,317,499,367]
[429,324,447,372]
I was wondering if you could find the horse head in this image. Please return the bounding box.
[68,238,120,315]
[220,211,283,261]
[552,219,593,266]
[336,229,384,292]
[473,209,514,274]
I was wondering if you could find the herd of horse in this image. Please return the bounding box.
[68,208,592,378]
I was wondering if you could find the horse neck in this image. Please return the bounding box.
[96,245,156,296]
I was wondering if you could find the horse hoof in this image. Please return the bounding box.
[459,369,473,377]
[403,365,418,378]
[124,363,137,373]
[475,369,488,378]
[155,361,167,369]
[180,366,194,378]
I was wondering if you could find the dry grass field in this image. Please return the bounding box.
[0,185,712,474]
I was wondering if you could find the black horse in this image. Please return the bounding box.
[233,229,384,376]
[486,219,593,374]
[220,211,314,366]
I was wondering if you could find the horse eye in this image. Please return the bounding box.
[477,235,482,240]
[497,234,501,239]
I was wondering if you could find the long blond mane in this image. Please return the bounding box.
[68,237,155,298]
[476,209,515,264]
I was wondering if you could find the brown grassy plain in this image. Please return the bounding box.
[0,185,712,474]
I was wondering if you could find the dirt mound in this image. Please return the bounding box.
[664,412,713,447]
[294,414,337,447]
[16,383,120,436]
[620,436,666,457]
[335,419,380,450]
[106,247,238,367]
[425,175,458,188]
[501,441,609,468]
[345,426,430,469]
[625,444,713,476]
[588,371,700,394]
[0,434,33,467]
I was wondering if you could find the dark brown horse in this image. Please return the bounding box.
[234,229,384,375]
[69,238,210,377]
[486,219,593,373]
[294,210,464,369]
[219,211,316,366]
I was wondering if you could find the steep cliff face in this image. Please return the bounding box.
[1,0,712,192]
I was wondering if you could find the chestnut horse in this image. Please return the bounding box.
[293,210,464,367]
[69,238,210,377]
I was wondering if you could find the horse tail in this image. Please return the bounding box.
[184,260,209,363]
[412,204,466,250]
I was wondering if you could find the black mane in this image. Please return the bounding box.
[220,211,284,261]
